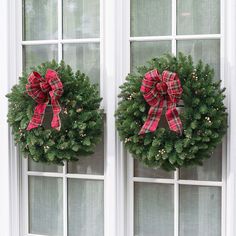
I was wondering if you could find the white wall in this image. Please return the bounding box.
[226,1,236,235]
[0,0,10,235]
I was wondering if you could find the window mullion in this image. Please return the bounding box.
[127,154,134,236]
[100,0,104,106]
[172,0,177,55]
[22,160,29,235]
[174,170,179,236]
[173,1,178,235]
[58,0,63,62]
[63,162,68,236]
[57,0,67,235]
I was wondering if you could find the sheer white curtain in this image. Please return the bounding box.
[23,0,58,40]
[68,179,104,236]
[134,183,174,236]
[179,186,221,236]
[29,177,63,236]
[63,0,100,39]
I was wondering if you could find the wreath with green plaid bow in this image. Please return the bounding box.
[7,61,103,164]
[116,53,227,170]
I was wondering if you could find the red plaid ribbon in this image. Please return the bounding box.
[26,69,63,131]
[139,69,183,135]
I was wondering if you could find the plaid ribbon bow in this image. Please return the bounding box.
[26,69,63,131]
[139,69,183,135]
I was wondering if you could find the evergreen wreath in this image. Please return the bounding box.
[7,60,103,164]
[116,53,227,171]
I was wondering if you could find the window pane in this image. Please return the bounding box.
[134,183,174,236]
[23,45,58,72]
[131,0,171,36]
[179,186,221,236]
[68,131,104,175]
[28,159,63,172]
[63,0,100,39]
[177,39,220,80]
[68,179,104,236]
[177,0,220,35]
[134,160,174,179]
[131,41,171,71]
[29,176,63,236]
[180,144,222,181]
[23,0,58,40]
[63,43,100,84]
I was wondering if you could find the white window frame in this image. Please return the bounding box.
[124,0,227,236]
[1,0,236,236]
[15,0,118,236]
[6,0,118,236]
[19,0,106,235]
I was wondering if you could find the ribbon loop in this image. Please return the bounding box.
[139,69,183,135]
[40,81,51,93]
[156,82,168,95]
[26,69,63,131]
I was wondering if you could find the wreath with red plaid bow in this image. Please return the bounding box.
[7,61,103,164]
[116,53,227,170]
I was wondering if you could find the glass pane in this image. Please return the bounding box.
[134,183,174,236]
[177,39,220,80]
[68,179,104,236]
[134,160,174,179]
[29,176,63,236]
[131,0,171,36]
[131,41,171,71]
[68,131,104,175]
[177,0,220,35]
[23,0,58,40]
[179,186,221,236]
[28,159,63,172]
[180,144,222,181]
[63,0,100,39]
[63,43,100,84]
[23,45,58,72]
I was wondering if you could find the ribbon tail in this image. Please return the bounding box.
[51,98,62,131]
[165,104,182,134]
[27,103,47,130]
[139,100,164,135]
